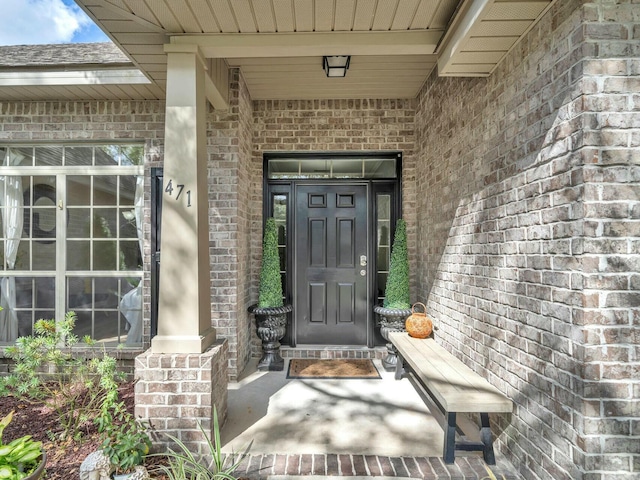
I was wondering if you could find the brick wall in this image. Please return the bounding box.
[579,1,640,477]
[250,99,418,355]
[415,1,639,479]
[208,70,254,380]
[134,340,228,454]
[236,71,255,376]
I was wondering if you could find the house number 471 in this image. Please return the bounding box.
[164,179,192,207]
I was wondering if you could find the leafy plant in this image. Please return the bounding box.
[0,411,43,480]
[382,219,410,309]
[0,312,125,441]
[156,406,250,480]
[100,413,151,474]
[97,381,151,475]
[257,217,284,308]
[0,312,81,399]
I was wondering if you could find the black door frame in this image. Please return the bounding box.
[263,152,403,348]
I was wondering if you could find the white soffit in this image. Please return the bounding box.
[72,0,556,99]
[438,0,554,77]
[75,0,456,100]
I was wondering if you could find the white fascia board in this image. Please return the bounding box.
[168,31,442,58]
[0,69,151,86]
[437,0,494,75]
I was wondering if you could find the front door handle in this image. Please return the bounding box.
[360,255,367,266]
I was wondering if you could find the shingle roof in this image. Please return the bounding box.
[0,42,131,69]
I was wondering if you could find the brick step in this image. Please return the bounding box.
[233,453,521,480]
[280,346,387,360]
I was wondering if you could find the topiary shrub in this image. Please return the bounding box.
[258,217,284,308]
[383,219,410,309]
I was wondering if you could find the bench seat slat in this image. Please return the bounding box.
[389,332,512,413]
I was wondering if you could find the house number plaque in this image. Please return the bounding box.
[164,179,192,207]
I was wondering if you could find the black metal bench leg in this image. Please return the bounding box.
[444,412,456,464]
[480,413,496,465]
[394,353,405,380]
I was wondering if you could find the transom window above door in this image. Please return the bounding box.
[267,154,399,179]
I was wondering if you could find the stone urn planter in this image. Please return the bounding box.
[374,305,412,371]
[249,304,292,371]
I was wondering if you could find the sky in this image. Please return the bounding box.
[0,0,110,45]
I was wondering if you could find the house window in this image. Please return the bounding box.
[376,193,392,304]
[0,144,144,346]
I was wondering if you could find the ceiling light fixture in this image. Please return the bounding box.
[323,55,351,77]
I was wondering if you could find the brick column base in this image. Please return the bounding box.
[134,340,228,456]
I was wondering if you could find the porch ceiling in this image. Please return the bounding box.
[3,0,554,102]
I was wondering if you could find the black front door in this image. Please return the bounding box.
[294,184,369,345]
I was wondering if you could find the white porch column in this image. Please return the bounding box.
[151,44,216,353]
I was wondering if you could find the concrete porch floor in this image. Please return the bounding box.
[221,358,521,479]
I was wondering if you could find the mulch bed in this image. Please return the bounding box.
[0,381,168,479]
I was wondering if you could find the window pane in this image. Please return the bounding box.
[93,240,117,270]
[35,146,63,166]
[268,159,299,178]
[364,159,396,178]
[119,208,138,238]
[120,146,144,166]
[119,176,137,206]
[93,177,118,206]
[67,276,142,345]
[6,148,33,166]
[67,176,91,206]
[65,147,93,166]
[300,159,330,178]
[332,159,363,178]
[12,276,55,338]
[67,240,90,270]
[68,208,91,239]
[96,146,120,166]
[120,240,141,270]
[376,194,392,304]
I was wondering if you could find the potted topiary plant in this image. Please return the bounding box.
[248,217,292,371]
[374,219,412,371]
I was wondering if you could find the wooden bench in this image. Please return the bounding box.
[389,332,512,465]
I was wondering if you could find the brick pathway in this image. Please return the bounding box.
[233,453,521,479]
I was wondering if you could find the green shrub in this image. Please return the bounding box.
[257,218,284,308]
[0,312,126,442]
[383,219,410,309]
[99,403,151,474]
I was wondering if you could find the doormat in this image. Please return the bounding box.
[287,359,380,379]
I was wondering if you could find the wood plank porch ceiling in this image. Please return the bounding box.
[8,0,554,101]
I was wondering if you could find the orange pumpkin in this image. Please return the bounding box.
[405,302,433,339]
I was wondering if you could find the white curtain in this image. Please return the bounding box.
[121,175,144,345]
[0,151,25,342]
